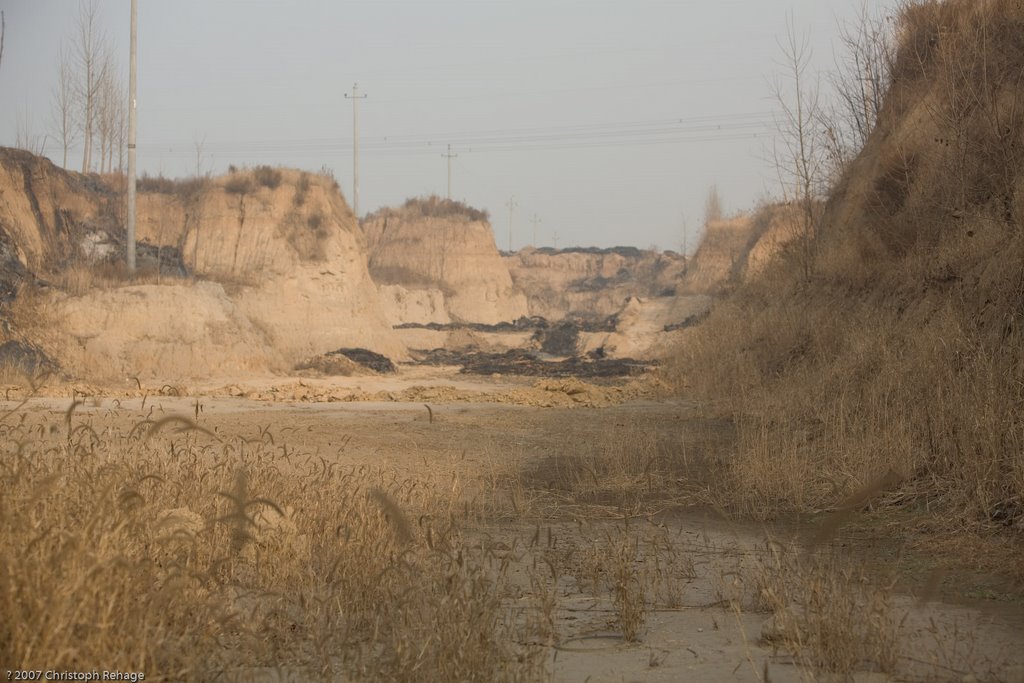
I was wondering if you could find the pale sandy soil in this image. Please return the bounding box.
[8,371,1024,682]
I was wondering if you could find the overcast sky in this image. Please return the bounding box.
[0,0,888,251]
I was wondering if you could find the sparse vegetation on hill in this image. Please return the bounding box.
[365,195,490,223]
[671,0,1024,540]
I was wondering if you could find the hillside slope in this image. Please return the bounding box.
[672,0,1024,534]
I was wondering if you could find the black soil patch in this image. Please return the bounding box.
[663,309,711,331]
[394,314,616,334]
[327,348,396,374]
[412,348,650,378]
[534,322,579,356]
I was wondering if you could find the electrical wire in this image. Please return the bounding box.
[136,111,776,159]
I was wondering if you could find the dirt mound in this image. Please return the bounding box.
[327,348,396,374]
[494,376,658,407]
[294,352,364,377]
[206,375,653,408]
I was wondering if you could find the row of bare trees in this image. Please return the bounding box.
[49,0,126,173]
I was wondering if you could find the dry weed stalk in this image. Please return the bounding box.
[0,404,547,681]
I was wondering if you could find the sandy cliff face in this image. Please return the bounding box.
[134,169,407,363]
[0,156,407,380]
[57,281,277,380]
[0,149,111,297]
[361,198,528,325]
[504,247,686,321]
[678,205,803,295]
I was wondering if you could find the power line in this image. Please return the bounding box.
[134,114,774,159]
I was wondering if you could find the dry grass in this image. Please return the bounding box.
[0,401,548,680]
[754,542,900,676]
[51,260,186,296]
[514,423,707,516]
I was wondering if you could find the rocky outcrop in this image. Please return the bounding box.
[362,197,529,325]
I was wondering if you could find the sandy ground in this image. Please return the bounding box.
[8,369,1024,682]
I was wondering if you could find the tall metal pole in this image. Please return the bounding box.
[126,0,137,271]
[345,83,367,220]
[505,196,517,253]
[442,144,457,200]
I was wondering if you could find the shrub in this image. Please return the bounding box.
[223,174,254,196]
[253,165,282,190]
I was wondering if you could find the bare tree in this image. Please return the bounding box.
[703,184,723,226]
[16,107,47,155]
[96,53,121,174]
[73,0,110,173]
[193,133,210,178]
[115,78,127,174]
[772,17,828,281]
[823,2,897,177]
[50,43,79,169]
[926,6,1024,227]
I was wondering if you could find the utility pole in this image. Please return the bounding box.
[530,214,542,247]
[505,196,517,253]
[552,230,559,250]
[126,0,137,271]
[442,144,457,200]
[344,83,367,220]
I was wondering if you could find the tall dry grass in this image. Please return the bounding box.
[0,403,548,680]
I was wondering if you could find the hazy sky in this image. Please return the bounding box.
[0,0,887,251]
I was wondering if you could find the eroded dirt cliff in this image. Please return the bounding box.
[361,197,529,326]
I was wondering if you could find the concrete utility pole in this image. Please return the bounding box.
[505,196,518,253]
[530,214,541,246]
[345,83,367,219]
[442,144,457,200]
[126,0,137,271]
